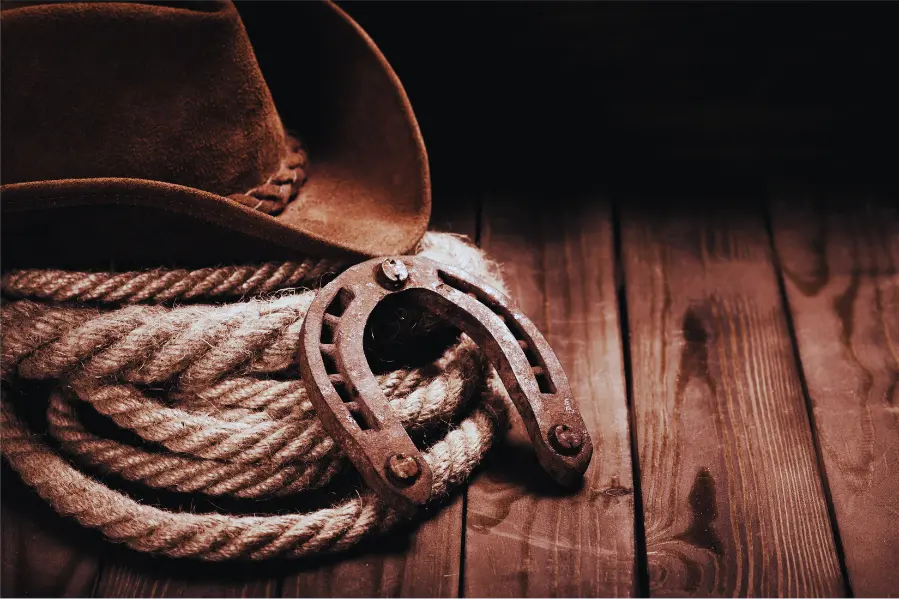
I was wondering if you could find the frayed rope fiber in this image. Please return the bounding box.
[0,233,512,560]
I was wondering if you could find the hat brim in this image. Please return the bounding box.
[0,1,430,269]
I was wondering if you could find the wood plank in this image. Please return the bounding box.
[1,463,101,598]
[463,196,636,597]
[280,195,479,598]
[95,560,278,598]
[621,201,846,597]
[771,195,899,598]
[280,510,463,599]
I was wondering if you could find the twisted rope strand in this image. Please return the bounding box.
[2,396,501,560]
[48,339,488,497]
[48,391,342,498]
[0,259,344,304]
[3,295,313,385]
[0,232,512,560]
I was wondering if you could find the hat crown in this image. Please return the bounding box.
[1,1,285,195]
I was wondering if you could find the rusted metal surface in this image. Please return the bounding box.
[298,256,594,513]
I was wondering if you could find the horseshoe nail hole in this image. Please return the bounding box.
[320,320,336,344]
[332,379,353,403]
[518,340,542,367]
[348,405,378,431]
[533,366,555,394]
[325,288,354,317]
[321,347,339,374]
[504,315,527,341]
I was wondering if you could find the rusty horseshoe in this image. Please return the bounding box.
[298,256,593,513]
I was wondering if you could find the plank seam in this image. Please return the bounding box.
[612,198,649,598]
[762,199,854,598]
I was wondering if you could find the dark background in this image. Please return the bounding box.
[237,1,898,197]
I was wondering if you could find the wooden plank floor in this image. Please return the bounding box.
[464,196,635,597]
[621,201,843,597]
[770,194,899,598]
[2,193,897,597]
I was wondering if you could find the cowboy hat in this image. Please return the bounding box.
[0,0,430,269]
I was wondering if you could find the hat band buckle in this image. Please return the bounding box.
[298,256,594,513]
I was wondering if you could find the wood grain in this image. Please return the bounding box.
[463,196,636,597]
[280,507,463,599]
[279,195,479,598]
[94,560,278,598]
[621,203,846,597]
[771,195,899,597]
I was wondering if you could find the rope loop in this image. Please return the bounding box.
[0,233,511,560]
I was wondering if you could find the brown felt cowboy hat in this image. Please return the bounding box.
[0,0,430,269]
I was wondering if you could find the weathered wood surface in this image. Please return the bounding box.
[620,202,846,597]
[771,195,899,598]
[280,511,463,599]
[95,560,279,598]
[5,195,899,597]
[463,196,636,597]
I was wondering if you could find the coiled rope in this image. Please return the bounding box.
[0,232,511,560]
